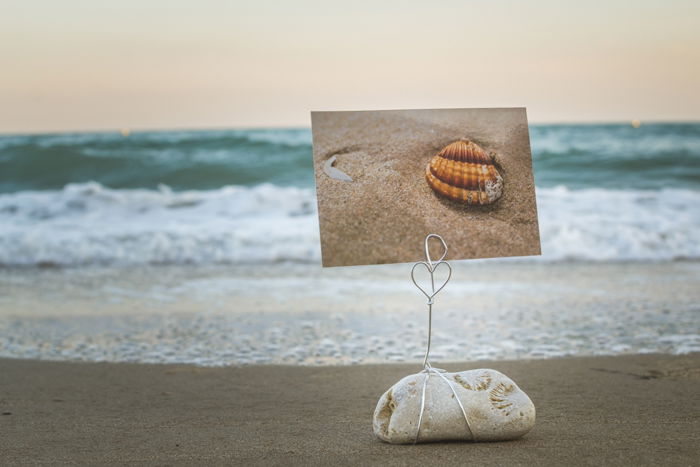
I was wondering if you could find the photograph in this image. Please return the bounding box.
[312,107,540,266]
[1,1,698,465]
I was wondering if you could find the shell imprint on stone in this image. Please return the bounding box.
[489,381,517,415]
[425,140,503,205]
[454,370,492,391]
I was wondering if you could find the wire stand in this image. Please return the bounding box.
[410,234,475,444]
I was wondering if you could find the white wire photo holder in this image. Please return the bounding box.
[410,234,475,443]
[372,234,536,444]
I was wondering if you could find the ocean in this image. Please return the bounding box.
[1,123,699,267]
[1,124,699,366]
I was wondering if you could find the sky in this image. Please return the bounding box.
[1,0,699,133]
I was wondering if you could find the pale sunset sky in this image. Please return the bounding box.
[1,0,699,133]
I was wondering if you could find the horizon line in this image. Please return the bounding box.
[2,119,700,137]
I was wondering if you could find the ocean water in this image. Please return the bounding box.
[1,124,700,366]
[1,124,699,266]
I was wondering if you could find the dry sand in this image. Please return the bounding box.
[2,353,698,465]
[311,108,540,267]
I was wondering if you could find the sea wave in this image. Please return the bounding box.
[537,185,700,261]
[0,182,320,266]
[0,182,698,267]
[3,124,700,194]
[529,123,700,190]
[0,129,314,193]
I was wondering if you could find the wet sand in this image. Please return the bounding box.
[2,353,698,465]
[2,261,700,365]
[311,108,540,267]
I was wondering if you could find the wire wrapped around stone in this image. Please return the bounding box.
[410,234,475,443]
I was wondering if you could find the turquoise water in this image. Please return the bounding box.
[1,124,699,193]
[0,129,313,193]
[0,124,699,266]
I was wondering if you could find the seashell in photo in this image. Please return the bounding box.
[425,140,504,205]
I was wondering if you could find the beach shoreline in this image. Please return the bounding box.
[2,353,698,465]
[2,261,699,365]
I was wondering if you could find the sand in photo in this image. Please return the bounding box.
[311,108,540,267]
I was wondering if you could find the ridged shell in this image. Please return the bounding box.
[426,140,503,205]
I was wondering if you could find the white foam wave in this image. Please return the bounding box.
[0,183,698,266]
[0,182,320,266]
[537,186,700,261]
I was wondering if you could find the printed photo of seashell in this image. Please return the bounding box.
[426,140,504,205]
[311,108,540,267]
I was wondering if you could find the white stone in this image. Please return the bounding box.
[373,368,535,444]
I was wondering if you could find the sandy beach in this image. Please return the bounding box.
[3,0,699,464]
[311,108,540,267]
[1,125,699,465]
[2,353,698,465]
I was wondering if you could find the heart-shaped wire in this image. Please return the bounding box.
[411,260,452,303]
[410,234,471,443]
